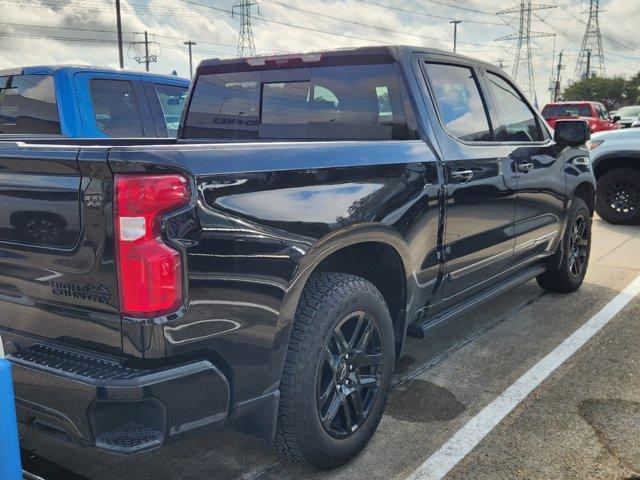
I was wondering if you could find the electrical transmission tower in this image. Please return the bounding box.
[232,0,258,57]
[574,0,605,81]
[497,1,555,103]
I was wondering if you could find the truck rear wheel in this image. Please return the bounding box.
[270,272,395,469]
[537,198,591,293]
[596,168,640,225]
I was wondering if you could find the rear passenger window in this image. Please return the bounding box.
[487,73,543,142]
[154,83,188,137]
[90,79,143,137]
[425,63,492,142]
[0,75,61,135]
[275,64,413,140]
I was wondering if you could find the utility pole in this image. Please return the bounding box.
[115,0,124,68]
[184,41,196,79]
[144,31,150,72]
[450,20,461,53]
[497,1,555,102]
[553,50,564,101]
[232,0,258,57]
[574,0,605,81]
[131,32,157,71]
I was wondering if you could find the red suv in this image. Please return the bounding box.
[541,101,619,133]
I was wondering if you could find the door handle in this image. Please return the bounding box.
[517,162,534,173]
[450,169,474,183]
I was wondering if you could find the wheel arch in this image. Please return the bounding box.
[572,181,596,216]
[278,224,413,361]
[592,152,640,180]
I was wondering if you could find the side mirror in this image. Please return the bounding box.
[554,119,590,147]
[612,115,621,123]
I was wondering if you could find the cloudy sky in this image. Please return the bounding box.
[1,0,638,104]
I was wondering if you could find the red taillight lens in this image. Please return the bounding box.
[114,174,190,317]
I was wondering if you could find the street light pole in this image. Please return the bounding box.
[115,0,124,68]
[184,41,196,79]
[450,20,462,53]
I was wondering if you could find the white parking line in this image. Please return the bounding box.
[408,273,640,480]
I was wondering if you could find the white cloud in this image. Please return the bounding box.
[0,0,638,104]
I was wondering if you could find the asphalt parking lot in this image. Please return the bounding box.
[21,216,640,480]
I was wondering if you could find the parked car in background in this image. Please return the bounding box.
[0,66,189,138]
[614,105,640,129]
[589,127,640,224]
[541,101,619,133]
[0,46,595,469]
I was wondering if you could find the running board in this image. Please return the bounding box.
[407,264,547,339]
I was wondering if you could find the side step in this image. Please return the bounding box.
[408,264,546,339]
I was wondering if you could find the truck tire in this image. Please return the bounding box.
[595,168,640,225]
[537,198,591,293]
[270,272,395,469]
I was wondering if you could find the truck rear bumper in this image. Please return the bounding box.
[8,343,230,454]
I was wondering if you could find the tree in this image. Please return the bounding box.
[563,73,640,110]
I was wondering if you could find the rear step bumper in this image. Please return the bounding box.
[8,343,230,454]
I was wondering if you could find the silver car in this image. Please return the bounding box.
[614,105,640,128]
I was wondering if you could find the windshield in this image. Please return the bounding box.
[541,104,592,118]
[617,106,640,117]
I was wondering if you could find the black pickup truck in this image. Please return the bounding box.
[0,46,595,469]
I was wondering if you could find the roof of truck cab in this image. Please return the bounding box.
[0,65,190,84]
[196,45,503,74]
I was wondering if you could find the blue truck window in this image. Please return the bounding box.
[89,79,144,137]
[487,72,542,142]
[184,64,415,140]
[0,75,60,135]
[154,83,188,137]
[426,63,492,142]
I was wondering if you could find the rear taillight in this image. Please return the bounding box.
[114,174,190,317]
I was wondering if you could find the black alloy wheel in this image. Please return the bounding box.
[602,179,639,216]
[317,311,383,438]
[270,272,394,469]
[596,169,640,225]
[568,214,589,278]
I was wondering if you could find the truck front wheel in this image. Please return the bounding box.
[596,168,640,225]
[270,272,395,469]
[537,198,591,293]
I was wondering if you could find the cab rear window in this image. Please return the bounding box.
[183,63,417,141]
[541,104,592,118]
[0,74,61,135]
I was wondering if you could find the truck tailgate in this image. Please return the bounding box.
[0,143,122,354]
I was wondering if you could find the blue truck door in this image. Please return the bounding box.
[74,72,155,138]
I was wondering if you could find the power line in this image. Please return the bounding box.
[0,30,118,44]
[263,0,494,44]
[181,0,394,45]
[425,0,498,16]
[355,0,504,25]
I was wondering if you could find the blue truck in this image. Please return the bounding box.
[0,66,189,138]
